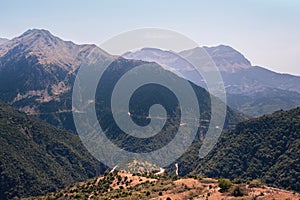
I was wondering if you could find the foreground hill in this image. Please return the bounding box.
[29,171,300,200]
[195,107,300,192]
[0,101,104,199]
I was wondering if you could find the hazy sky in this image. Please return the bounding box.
[1,0,299,75]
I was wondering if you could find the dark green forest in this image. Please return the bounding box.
[195,107,300,192]
[0,101,104,199]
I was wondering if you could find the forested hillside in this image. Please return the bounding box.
[195,107,300,192]
[0,101,104,199]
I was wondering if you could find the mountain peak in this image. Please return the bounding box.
[13,28,74,49]
[22,28,52,36]
[202,45,252,72]
[0,29,106,72]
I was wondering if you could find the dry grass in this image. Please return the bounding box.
[27,172,300,200]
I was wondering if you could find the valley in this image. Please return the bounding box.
[0,29,299,199]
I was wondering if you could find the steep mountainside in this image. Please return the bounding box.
[90,57,244,171]
[195,107,300,192]
[0,101,104,199]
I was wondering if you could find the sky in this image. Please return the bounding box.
[1,0,300,75]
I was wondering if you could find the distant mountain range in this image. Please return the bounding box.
[124,46,300,117]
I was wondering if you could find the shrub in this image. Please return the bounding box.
[249,179,262,188]
[233,178,243,184]
[218,178,233,192]
[230,185,248,197]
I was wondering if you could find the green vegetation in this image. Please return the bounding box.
[230,184,248,197]
[0,101,104,199]
[248,179,262,188]
[196,107,300,192]
[218,178,233,192]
